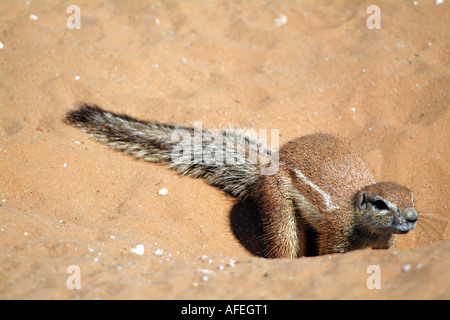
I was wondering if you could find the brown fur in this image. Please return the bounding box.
[256,134,417,257]
[65,105,418,258]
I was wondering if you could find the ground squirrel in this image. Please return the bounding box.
[65,104,418,258]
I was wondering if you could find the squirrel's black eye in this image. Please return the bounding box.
[372,200,388,210]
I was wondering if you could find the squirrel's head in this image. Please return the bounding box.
[355,182,418,235]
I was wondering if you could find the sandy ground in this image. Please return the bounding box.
[0,0,449,300]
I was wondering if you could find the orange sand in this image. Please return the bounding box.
[0,0,448,299]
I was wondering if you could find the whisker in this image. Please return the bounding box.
[419,215,448,223]
[414,217,447,240]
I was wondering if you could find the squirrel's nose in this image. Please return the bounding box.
[404,208,418,222]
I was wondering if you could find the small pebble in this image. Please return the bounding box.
[157,188,168,196]
[197,268,216,275]
[131,244,145,255]
[402,263,411,272]
[153,248,164,257]
[29,14,38,20]
[273,14,287,27]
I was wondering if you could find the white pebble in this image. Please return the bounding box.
[131,244,145,255]
[227,258,236,267]
[0,42,4,50]
[110,235,116,239]
[157,188,168,196]
[74,141,80,144]
[155,18,160,25]
[153,248,164,257]
[63,163,67,168]
[24,232,28,236]
[402,263,411,272]
[273,14,287,27]
[74,76,80,81]
[435,0,444,5]
[351,107,356,112]
[29,14,38,20]
[197,268,216,275]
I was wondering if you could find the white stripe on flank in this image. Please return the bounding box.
[293,168,339,211]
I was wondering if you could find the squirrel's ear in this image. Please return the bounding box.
[358,193,367,210]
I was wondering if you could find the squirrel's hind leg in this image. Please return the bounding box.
[257,172,306,258]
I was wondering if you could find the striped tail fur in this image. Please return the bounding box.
[64,104,273,199]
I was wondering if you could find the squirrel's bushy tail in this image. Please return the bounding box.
[65,104,272,199]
